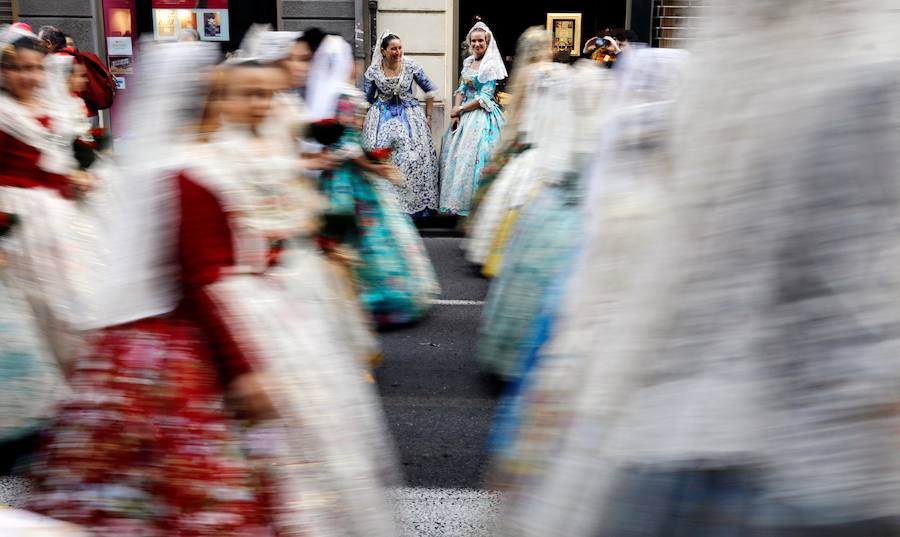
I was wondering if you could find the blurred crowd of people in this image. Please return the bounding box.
[0,21,437,535]
[1,0,900,534]
[469,1,900,536]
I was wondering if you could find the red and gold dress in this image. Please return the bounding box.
[0,105,93,469]
[30,128,398,536]
[27,172,273,536]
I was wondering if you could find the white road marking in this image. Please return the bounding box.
[430,299,485,306]
[1,479,503,536]
[0,477,30,508]
[389,487,502,537]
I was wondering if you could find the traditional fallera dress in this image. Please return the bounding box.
[489,48,687,493]
[439,56,505,215]
[363,57,440,216]
[181,129,400,537]
[499,9,900,534]
[30,41,397,536]
[477,62,608,381]
[323,85,439,327]
[27,161,273,536]
[464,63,570,271]
[0,71,99,472]
[30,130,400,535]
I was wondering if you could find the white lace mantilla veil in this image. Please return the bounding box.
[41,55,81,139]
[305,35,354,121]
[236,23,302,64]
[465,21,507,83]
[87,41,220,329]
[368,30,395,72]
[499,0,900,536]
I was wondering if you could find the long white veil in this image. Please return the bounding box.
[305,35,354,121]
[88,41,220,329]
[368,30,395,72]
[465,22,507,83]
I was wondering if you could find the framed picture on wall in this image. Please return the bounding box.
[546,12,582,57]
[197,9,229,41]
[153,9,179,40]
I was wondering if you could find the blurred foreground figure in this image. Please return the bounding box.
[27,42,273,535]
[31,40,400,535]
[0,26,99,475]
[464,26,555,271]
[312,36,440,328]
[239,25,384,368]
[477,54,610,381]
[488,46,687,473]
[499,1,900,535]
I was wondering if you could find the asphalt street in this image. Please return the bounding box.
[376,227,499,490]
[0,226,507,536]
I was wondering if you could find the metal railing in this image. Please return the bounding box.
[0,0,14,25]
[653,0,708,48]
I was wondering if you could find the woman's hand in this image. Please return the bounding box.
[70,170,94,196]
[374,163,405,186]
[301,151,341,171]
[230,373,279,421]
[450,106,462,118]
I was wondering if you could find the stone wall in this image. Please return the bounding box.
[16,0,102,54]
[375,0,451,143]
[281,0,364,57]
[1,0,14,25]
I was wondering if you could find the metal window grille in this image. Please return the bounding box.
[653,0,707,48]
[0,0,14,25]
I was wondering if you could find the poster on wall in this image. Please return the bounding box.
[153,9,199,40]
[547,13,582,56]
[108,56,134,75]
[153,9,178,39]
[106,36,133,55]
[102,0,137,135]
[197,10,229,41]
[151,1,229,42]
[151,0,228,7]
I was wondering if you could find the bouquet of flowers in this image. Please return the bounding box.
[366,147,393,163]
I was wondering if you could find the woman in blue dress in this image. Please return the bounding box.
[439,22,507,216]
[363,32,441,217]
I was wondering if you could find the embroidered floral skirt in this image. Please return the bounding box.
[439,105,504,216]
[28,318,271,536]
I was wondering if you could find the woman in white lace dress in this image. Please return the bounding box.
[363,32,440,217]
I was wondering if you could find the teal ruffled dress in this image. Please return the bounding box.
[321,95,439,327]
[439,59,505,216]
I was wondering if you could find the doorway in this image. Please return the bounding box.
[456,0,626,82]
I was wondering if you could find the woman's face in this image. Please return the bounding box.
[470,31,488,58]
[69,62,88,94]
[382,38,403,63]
[222,66,279,129]
[2,48,46,101]
[282,40,312,89]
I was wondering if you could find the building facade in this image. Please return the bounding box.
[9,0,675,136]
